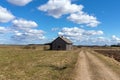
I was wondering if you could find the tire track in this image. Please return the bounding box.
[74,50,91,80]
[85,50,120,80]
[74,49,120,80]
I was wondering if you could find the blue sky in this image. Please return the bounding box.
[0,0,120,45]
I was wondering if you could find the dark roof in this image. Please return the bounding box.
[44,36,72,45]
[58,36,72,44]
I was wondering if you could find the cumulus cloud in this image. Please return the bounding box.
[12,29,45,41]
[58,27,104,43]
[0,27,45,42]
[83,30,103,36]
[59,27,103,37]
[0,18,45,43]
[112,35,120,43]
[67,12,100,27]
[0,26,9,33]
[12,19,38,30]
[7,0,32,6]
[38,0,100,27]
[89,37,110,44]
[0,6,15,23]
[38,0,83,18]
[11,19,45,42]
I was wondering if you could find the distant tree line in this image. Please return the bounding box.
[111,43,120,47]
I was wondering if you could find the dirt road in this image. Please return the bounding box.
[74,49,120,80]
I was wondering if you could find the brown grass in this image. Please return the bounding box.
[94,49,120,62]
[0,46,79,80]
[91,50,120,75]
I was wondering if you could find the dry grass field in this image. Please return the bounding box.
[93,47,120,62]
[0,46,120,80]
[0,45,79,80]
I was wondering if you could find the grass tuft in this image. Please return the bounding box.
[0,46,79,80]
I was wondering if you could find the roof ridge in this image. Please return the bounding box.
[59,36,72,44]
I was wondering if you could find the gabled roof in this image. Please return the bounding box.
[58,36,72,44]
[45,36,73,45]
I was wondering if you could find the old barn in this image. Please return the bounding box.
[45,36,73,50]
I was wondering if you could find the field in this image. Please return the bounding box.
[0,46,120,80]
[73,47,120,80]
[0,45,79,80]
[93,47,120,62]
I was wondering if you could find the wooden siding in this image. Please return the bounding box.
[51,37,67,50]
[46,36,73,50]
[66,44,72,50]
[50,37,72,50]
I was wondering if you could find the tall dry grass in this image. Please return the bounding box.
[0,46,79,80]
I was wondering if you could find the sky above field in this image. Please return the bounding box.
[0,0,120,45]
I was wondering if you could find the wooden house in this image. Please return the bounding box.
[45,36,73,50]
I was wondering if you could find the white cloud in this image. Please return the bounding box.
[58,27,104,44]
[12,19,38,30]
[67,12,100,27]
[11,19,45,42]
[27,29,45,40]
[83,30,103,35]
[0,26,9,33]
[112,35,120,43]
[0,25,45,42]
[0,6,15,23]
[12,29,45,41]
[59,27,103,37]
[7,0,32,6]
[38,0,83,18]
[90,37,110,44]
[38,0,100,27]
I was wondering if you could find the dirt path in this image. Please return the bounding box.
[74,50,91,80]
[74,49,120,80]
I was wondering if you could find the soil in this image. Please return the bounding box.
[74,49,120,80]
